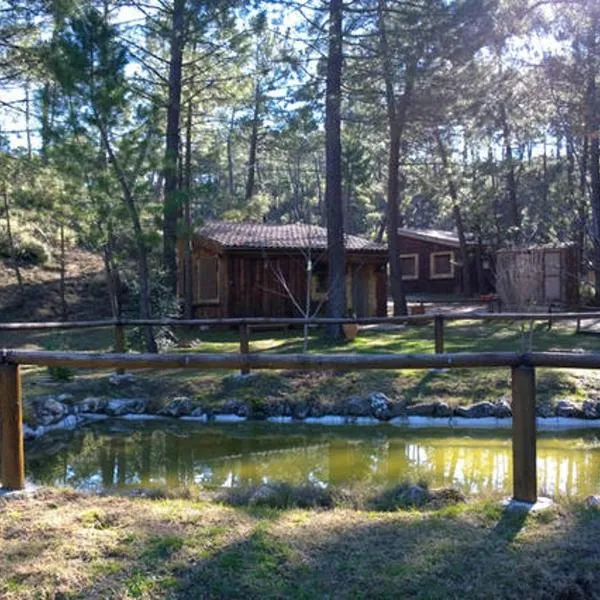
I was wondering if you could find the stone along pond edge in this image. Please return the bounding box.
[25,385,600,440]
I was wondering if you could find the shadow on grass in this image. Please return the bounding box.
[168,502,600,599]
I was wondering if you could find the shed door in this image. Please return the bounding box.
[544,251,562,302]
[351,265,370,317]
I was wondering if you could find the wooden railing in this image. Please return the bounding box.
[0,310,596,369]
[3,345,600,504]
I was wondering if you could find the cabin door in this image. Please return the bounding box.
[544,251,562,302]
[351,265,370,317]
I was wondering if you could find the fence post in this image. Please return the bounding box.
[114,321,126,375]
[239,323,250,375]
[511,364,537,503]
[434,315,444,354]
[0,363,25,490]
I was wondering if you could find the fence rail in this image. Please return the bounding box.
[0,311,596,373]
[2,346,600,504]
[0,311,599,330]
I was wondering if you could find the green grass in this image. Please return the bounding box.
[0,488,599,599]
[11,320,600,418]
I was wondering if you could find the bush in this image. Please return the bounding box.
[221,482,334,509]
[47,365,74,382]
[17,235,51,265]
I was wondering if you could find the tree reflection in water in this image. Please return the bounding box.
[25,422,600,497]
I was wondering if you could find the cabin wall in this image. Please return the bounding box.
[396,236,461,294]
[182,242,388,318]
[396,235,493,296]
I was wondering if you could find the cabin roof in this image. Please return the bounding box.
[195,221,386,253]
[397,228,476,247]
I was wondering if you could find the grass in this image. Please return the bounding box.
[0,487,599,599]
[11,320,600,421]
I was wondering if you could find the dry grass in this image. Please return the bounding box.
[0,488,599,599]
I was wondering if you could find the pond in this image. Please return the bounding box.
[26,421,600,497]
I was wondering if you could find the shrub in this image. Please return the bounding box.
[17,235,51,265]
[47,365,74,382]
[221,482,334,509]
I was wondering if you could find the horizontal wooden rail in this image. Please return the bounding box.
[8,349,600,370]
[0,311,599,331]
[2,350,524,370]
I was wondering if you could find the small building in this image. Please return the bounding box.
[178,221,388,318]
[495,244,580,308]
[396,228,493,295]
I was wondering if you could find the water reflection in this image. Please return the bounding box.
[25,422,600,497]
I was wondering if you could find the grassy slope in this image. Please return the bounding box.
[12,320,600,417]
[1,489,599,599]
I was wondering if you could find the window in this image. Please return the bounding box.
[400,254,419,280]
[430,251,455,279]
[196,256,219,303]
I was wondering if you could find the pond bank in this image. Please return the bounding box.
[24,384,600,440]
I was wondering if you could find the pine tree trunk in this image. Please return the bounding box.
[378,0,414,315]
[99,122,157,352]
[386,132,407,314]
[245,81,261,203]
[500,102,520,242]
[183,97,194,319]
[435,131,472,297]
[325,0,346,338]
[2,183,23,302]
[587,12,600,302]
[60,222,67,320]
[163,0,186,292]
[227,110,236,198]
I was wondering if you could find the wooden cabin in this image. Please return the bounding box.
[178,221,388,318]
[396,228,493,296]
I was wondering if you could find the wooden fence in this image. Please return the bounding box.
[0,312,597,501]
[0,310,596,370]
[4,342,600,504]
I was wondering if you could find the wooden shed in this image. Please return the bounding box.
[178,221,388,318]
[495,244,580,308]
[396,228,493,295]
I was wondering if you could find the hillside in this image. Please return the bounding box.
[0,249,112,322]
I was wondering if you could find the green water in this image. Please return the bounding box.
[26,421,600,497]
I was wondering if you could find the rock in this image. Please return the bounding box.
[583,400,600,420]
[430,488,467,505]
[80,397,108,414]
[249,483,279,506]
[493,398,512,418]
[190,407,205,418]
[455,401,495,419]
[434,402,453,418]
[105,398,147,416]
[292,402,310,420]
[345,396,371,417]
[159,397,194,418]
[57,393,74,403]
[23,425,38,441]
[400,485,430,507]
[585,495,600,508]
[406,402,437,417]
[33,397,68,426]
[389,400,408,417]
[221,399,248,416]
[368,392,392,420]
[536,402,555,418]
[555,400,584,419]
[108,373,136,386]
